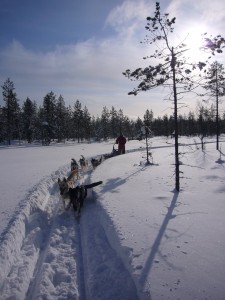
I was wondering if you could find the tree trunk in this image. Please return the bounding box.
[145,128,150,164]
[215,67,219,150]
[171,48,180,192]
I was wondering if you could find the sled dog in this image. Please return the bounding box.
[58,169,78,207]
[71,158,79,178]
[91,156,102,168]
[67,181,103,215]
[79,155,88,170]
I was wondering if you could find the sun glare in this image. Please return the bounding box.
[184,26,208,62]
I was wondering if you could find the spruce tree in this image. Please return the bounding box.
[1,78,20,145]
[22,97,37,143]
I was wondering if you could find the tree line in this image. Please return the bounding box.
[1,78,224,146]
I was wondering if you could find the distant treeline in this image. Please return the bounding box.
[1,78,225,145]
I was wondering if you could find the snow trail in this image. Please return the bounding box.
[0,175,56,298]
[79,193,142,300]
[0,161,143,300]
[25,194,79,299]
[0,167,81,299]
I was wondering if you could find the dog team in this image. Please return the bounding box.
[71,155,102,173]
[58,155,103,216]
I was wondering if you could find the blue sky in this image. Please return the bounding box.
[0,0,121,51]
[1,0,225,119]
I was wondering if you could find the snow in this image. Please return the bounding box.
[0,137,225,299]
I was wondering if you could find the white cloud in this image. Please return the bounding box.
[167,0,225,33]
[105,0,153,34]
[0,34,152,116]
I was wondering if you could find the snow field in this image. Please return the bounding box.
[0,137,225,299]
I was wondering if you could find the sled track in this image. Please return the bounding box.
[75,219,87,300]
[0,163,147,300]
[0,168,86,300]
[25,191,84,300]
[25,192,63,299]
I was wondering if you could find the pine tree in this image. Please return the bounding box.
[203,61,225,149]
[42,91,57,144]
[143,109,153,128]
[55,95,67,142]
[1,78,20,145]
[73,100,83,143]
[22,97,37,143]
[123,2,214,191]
[83,106,92,141]
[135,117,144,139]
[100,106,110,140]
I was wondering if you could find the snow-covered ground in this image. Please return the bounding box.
[0,136,225,299]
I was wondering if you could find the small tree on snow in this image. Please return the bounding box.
[202,61,225,150]
[141,125,153,165]
[143,109,153,164]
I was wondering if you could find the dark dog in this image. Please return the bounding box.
[91,156,102,168]
[68,181,103,215]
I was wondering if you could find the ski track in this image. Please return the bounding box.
[0,162,142,300]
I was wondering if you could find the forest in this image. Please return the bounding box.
[0,77,225,145]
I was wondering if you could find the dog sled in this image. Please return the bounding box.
[103,144,120,160]
[112,144,119,156]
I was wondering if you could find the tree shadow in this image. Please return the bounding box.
[99,165,147,194]
[215,158,225,165]
[216,149,225,165]
[138,190,179,289]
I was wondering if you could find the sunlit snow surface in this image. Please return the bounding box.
[0,137,225,299]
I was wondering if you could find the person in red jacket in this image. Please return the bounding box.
[116,133,127,154]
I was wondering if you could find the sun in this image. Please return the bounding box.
[183,26,209,62]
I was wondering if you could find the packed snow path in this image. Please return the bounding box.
[0,164,141,300]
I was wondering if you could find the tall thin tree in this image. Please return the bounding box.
[123,2,218,191]
[202,61,225,150]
